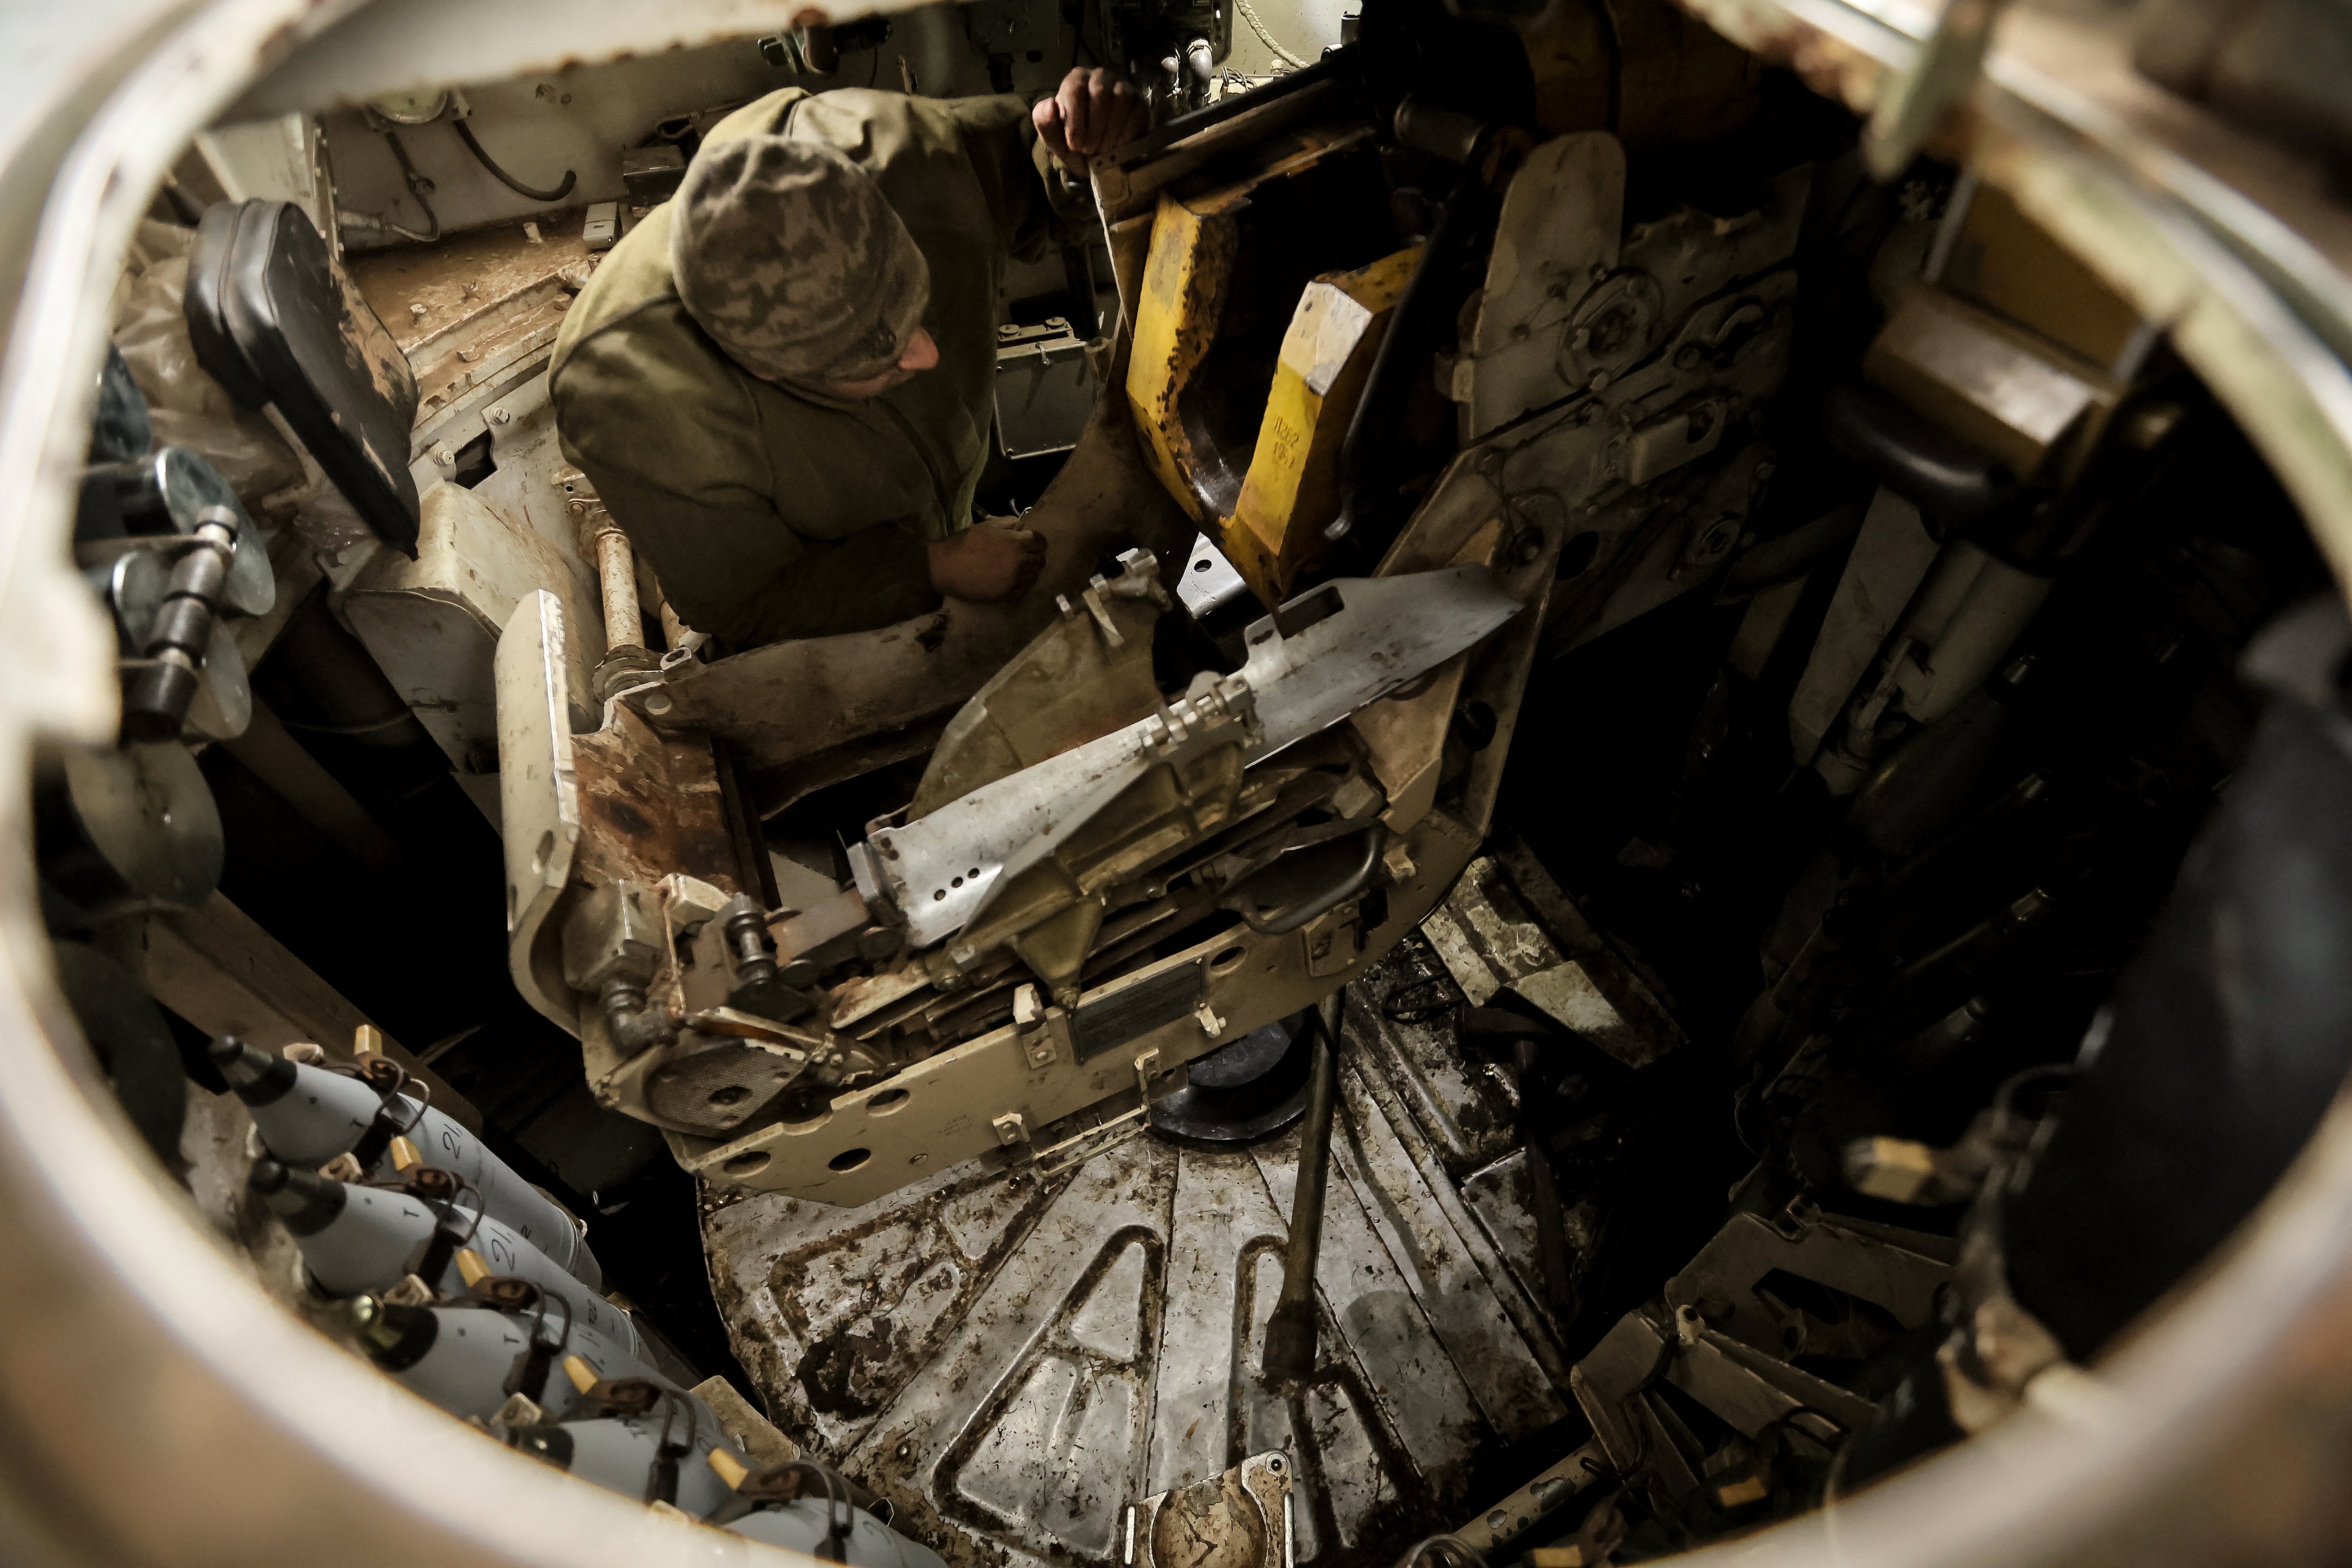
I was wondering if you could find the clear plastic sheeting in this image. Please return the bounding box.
[109,220,309,523]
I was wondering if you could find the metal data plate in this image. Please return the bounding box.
[1072,964,1204,1061]
[703,944,1573,1568]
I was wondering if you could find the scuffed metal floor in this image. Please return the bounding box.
[704,944,1581,1568]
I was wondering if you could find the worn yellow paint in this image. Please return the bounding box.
[1122,124,1385,530]
[1223,245,1422,606]
[1125,192,1238,525]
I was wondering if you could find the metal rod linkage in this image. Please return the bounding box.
[1263,987,1343,1382]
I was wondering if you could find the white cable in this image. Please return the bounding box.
[1234,0,1311,69]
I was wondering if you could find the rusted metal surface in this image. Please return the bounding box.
[1670,0,1911,117]
[404,284,570,428]
[330,248,421,425]
[352,209,594,348]
[569,704,737,894]
[704,957,1566,1568]
[348,211,590,428]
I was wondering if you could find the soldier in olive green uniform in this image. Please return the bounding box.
[551,72,1144,650]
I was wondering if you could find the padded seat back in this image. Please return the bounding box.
[188,200,421,556]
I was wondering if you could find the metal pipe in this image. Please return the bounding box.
[450,117,577,204]
[1263,987,1343,1381]
[1246,824,1388,935]
[591,524,641,655]
[375,128,443,241]
[641,571,709,659]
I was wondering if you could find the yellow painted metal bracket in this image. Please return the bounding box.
[1223,246,1423,607]
[1126,192,1241,526]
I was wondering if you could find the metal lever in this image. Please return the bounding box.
[1263,988,1343,1381]
[1231,823,1389,936]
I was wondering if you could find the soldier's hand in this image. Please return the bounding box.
[1034,67,1149,177]
[928,521,1047,604]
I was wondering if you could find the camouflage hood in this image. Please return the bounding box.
[668,133,931,388]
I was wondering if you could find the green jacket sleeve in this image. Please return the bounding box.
[554,293,941,647]
[945,94,1088,265]
[581,468,940,646]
